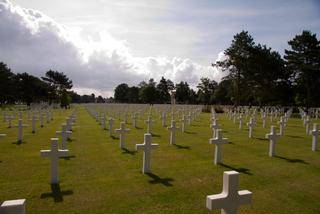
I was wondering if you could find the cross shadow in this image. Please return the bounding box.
[286,135,303,139]
[174,144,190,150]
[122,148,137,155]
[151,134,161,137]
[135,127,143,129]
[256,138,269,141]
[275,156,309,164]
[228,141,235,144]
[40,184,73,203]
[146,173,174,187]
[185,131,196,134]
[59,155,76,160]
[111,136,119,140]
[103,128,109,130]
[220,164,253,175]
[12,141,26,145]
[67,138,75,142]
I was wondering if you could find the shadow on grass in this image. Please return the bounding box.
[192,125,200,127]
[286,135,302,139]
[135,127,143,129]
[228,142,235,145]
[122,148,137,155]
[67,138,75,142]
[12,141,26,145]
[256,138,269,141]
[41,184,73,203]
[146,173,174,187]
[110,136,119,140]
[59,155,76,160]
[220,164,253,175]
[185,131,196,134]
[151,134,161,137]
[275,156,309,164]
[173,144,190,150]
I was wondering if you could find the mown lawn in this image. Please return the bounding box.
[0,105,319,213]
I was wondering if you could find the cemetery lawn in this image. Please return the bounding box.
[0,105,319,213]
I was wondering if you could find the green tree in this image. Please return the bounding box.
[284,30,320,108]
[114,83,129,103]
[60,88,69,108]
[213,77,234,105]
[215,30,255,107]
[41,70,73,105]
[139,84,157,104]
[175,81,191,104]
[196,77,217,105]
[156,77,173,103]
[15,72,47,106]
[128,86,140,103]
[0,62,15,105]
[96,95,105,103]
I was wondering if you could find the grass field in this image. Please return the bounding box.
[0,105,319,213]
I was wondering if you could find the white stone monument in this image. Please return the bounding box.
[209,129,228,165]
[132,113,139,128]
[180,115,188,132]
[206,171,252,213]
[135,134,158,174]
[40,138,68,184]
[0,134,6,139]
[56,123,72,150]
[246,118,256,138]
[28,115,39,133]
[166,120,180,145]
[115,122,130,149]
[0,199,25,214]
[305,116,312,133]
[144,116,155,134]
[38,113,46,127]
[108,117,115,137]
[13,119,27,141]
[309,123,319,151]
[238,113,245,129]
[265,126,281,157]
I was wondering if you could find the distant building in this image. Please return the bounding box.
[171,91,176,105]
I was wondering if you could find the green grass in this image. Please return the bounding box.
[0,105,319,213]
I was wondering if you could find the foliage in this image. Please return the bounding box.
[175,81,191,104]
[114,83,129,103]
[60,88,69,108]
[0,62,15,105]
[284,30,320,108]
[196,77,217,105]
[139,84,157,104]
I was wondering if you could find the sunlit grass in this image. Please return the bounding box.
[0,105,319,213]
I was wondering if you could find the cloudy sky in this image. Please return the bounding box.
[1,0,319,98]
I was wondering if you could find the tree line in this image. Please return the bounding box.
[114,30,320,108]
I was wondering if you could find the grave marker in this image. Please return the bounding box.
[132,113,139,128]
[56,123,72,150]
[246,118,257,138]
[265,126,281,157]
[305,116,312,133]
[115,122,130,149]
[180,115,188,132]
[277,116,287,136]
[209,129,228,165]
[238,113,245,129]
[13,119,27,141]
[206,171,252,213]
[38,113,46,127]
[0,199,25,214]
[40,138,68,184]
[166,120,180,145]
[210,119,222,138]
[107,117,114,137]
[136,134,158,174]
[144,116,155,134]
[309,123,319,151]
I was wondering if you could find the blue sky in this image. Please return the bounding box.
[1,0,319,98]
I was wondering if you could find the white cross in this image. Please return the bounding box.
[246,118,256,138]
[115,122,130,149]
[122,111,130,123]
[46,111,50,123]
[18,111,24,119]
[206,171,252,213]
[28,115,39,133]
[309,123,319,151]
[136,134,158,174]
[6,114,15,128]
[66,118,74,131]
[101,114,108,129]
[107,117,115,136]
[40,138,68,184]
[132,113,139,128]
[166,120,180,145]
[144,116,155,134]
[233,111,237,124]
[265,126,281,157]
[210,119,222,138]
[237,113,245,129]
[50,110,55,120]
[262,113,268,128]
[160,112,168,126]
[56,123,72,150]
[209,129,228,165]
[0,134,6,139]
[305,116,312,133]
[38,113,46,127]
[180,115,188,132]
[13,119,27,142]
[170,111,177,120]
[277,116,287,136]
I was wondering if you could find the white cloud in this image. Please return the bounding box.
[0,0,227,98]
